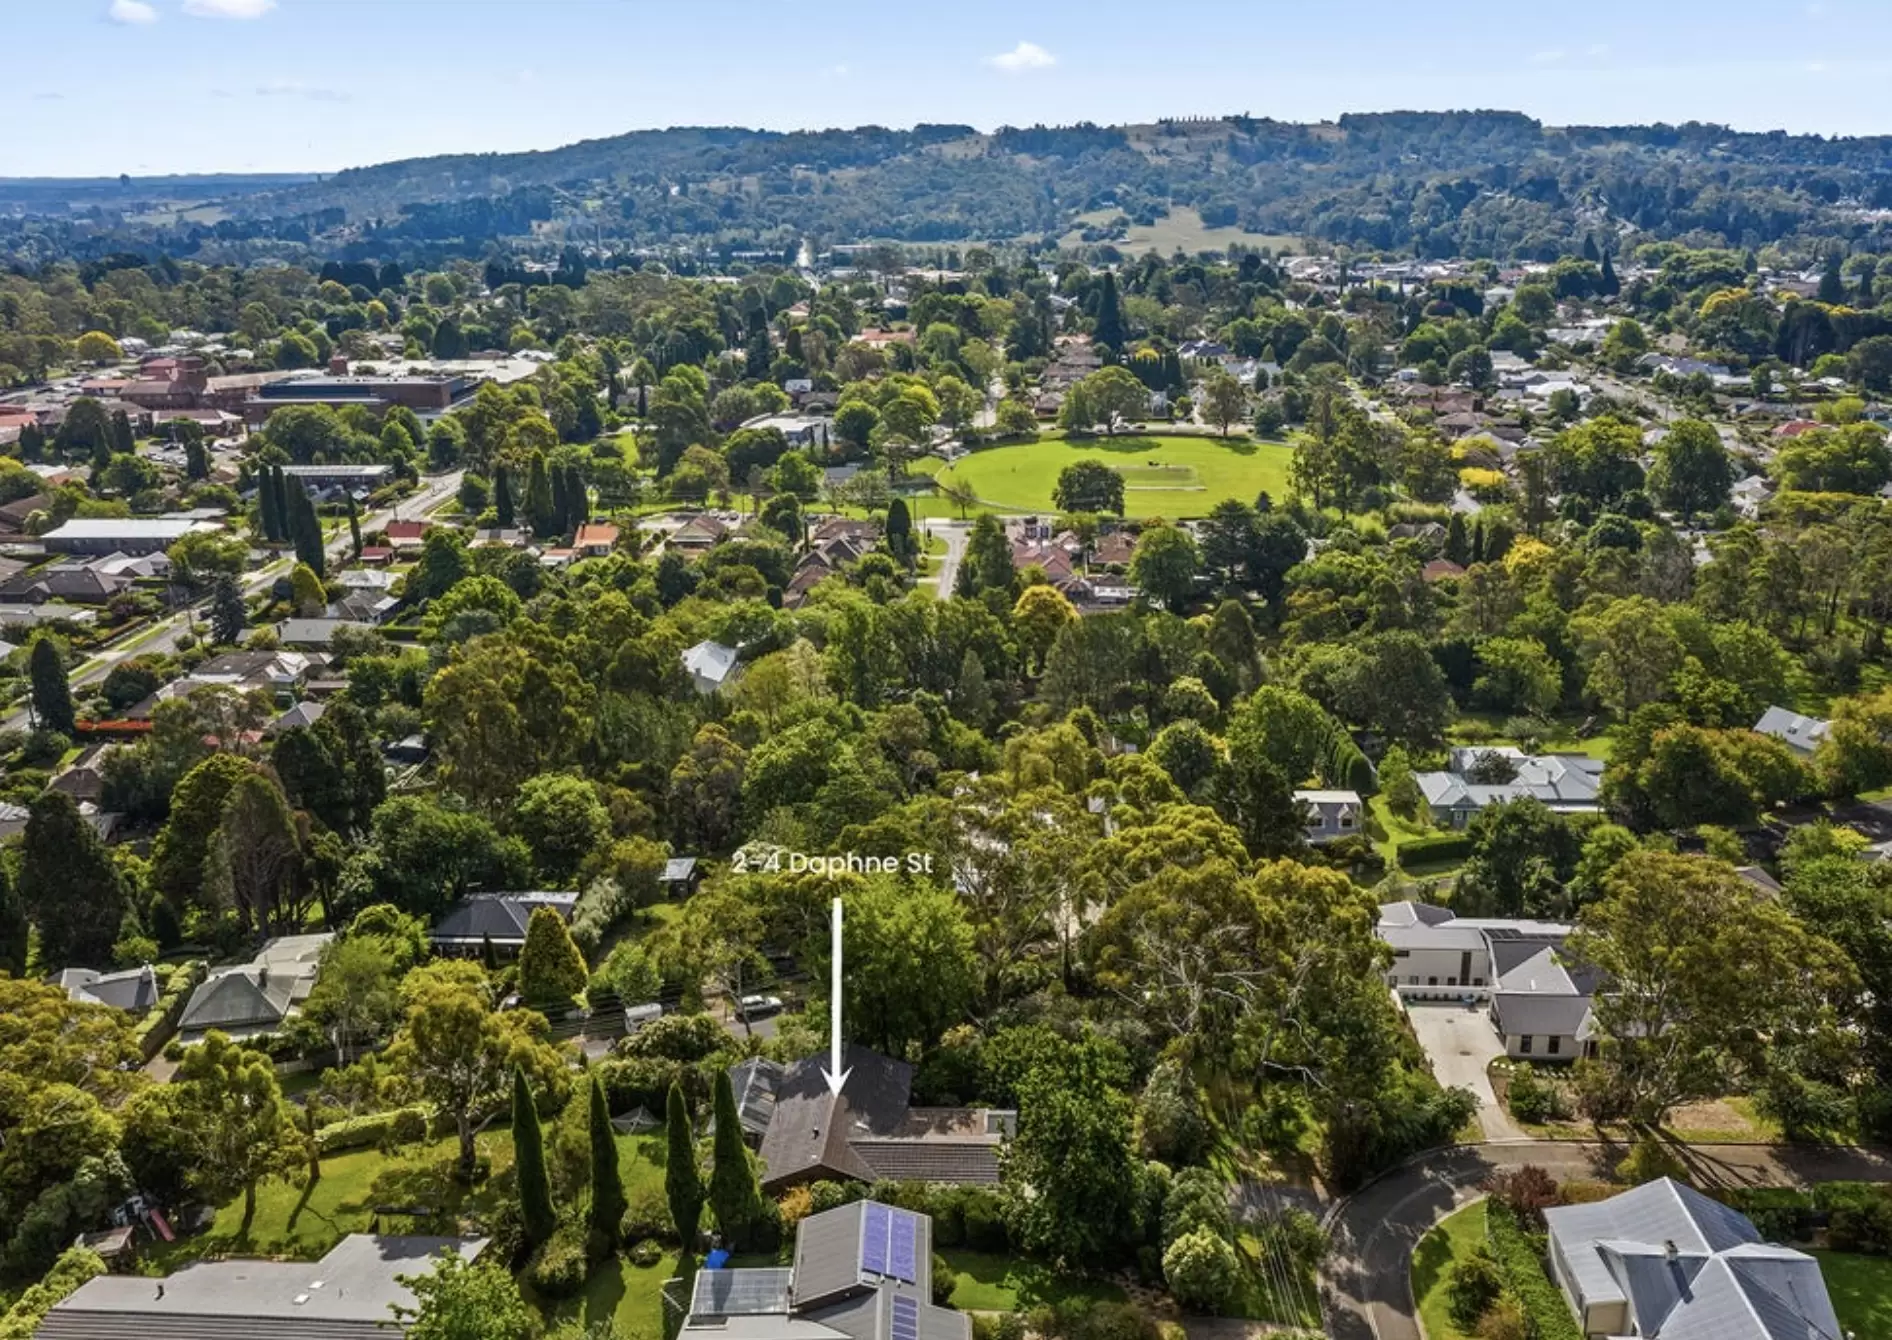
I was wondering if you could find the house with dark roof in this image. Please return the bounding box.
[732,1045,1011,1191]
[57,964,161,1013]
[177,934,330,1044]
[682,1199,968,1340]
[35,1233,486,1340]
[430,891,580,958]
[1544,1178,1840,1339]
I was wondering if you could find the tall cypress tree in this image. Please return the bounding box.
[292,484,326,578]
[524,452,555,538]
[587,1074,625,1247]
[664,1081,703,1254]
[1599,250,1620,297]
[18,422,42,463]
[707,1068,762,1249]
[494,463,516,529]
[1094,270,1125,352]
[564,465,588,531]
[512,1066,557,1248]
[346,494,362,556]
[110,409,136,456]
[550,467,571,539]
[1820,251,1846,305]
[29,637,74,735]
[258,468,282,542]
[0,861,27,978]
[20,791,124,968]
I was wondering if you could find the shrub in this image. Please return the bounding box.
[1029,1300,1158,1340]
[1446,1250,1504,1330]
[931,1251,955,1305]
[1255,1207,1326,1273]
[1161,1168,1232,1249]
[621,1184,677,1246]
[1825,1187,1892,1255]
[1485,1202,1582,1340]
[524,1225,591,1299]
[314,1104,430,1154]
[1503,1066,1567,1125]
[1484,1165,1562,1233]
[618,1013,727,1062]
[1473,1295,1529,1340]
[971,1314,1026,1340]
[1616,1137,1689,1187]
[629,1238,664,1268]
[0,1248,107,1340]
[1161,1228,1240,1314]
[1397,833,1475,864]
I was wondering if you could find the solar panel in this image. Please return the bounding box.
[888,1209,919,1283]
[692,1268,794,1317]
[861,1202,891,1276]
[891,1295,920,1340]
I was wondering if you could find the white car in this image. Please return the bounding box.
[737,994,784,1020]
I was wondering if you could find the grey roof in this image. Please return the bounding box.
[756,1047,914,1189]
[1753,706,1829,754]
[1546,1180,1840,1340]
[663,856,700,882]
[58,964,161,1012]
[430,892,579,946]
[267,701,328,735]
[849,1141,1001,1184]
[731,1056,786,1139]
[41,518,206,542]
[1378,900,1457,929]
[276,618,359,647]
[792,1200,874,1309]
[38,1234,485,1340]
[178,968,296,1034]
[1490,991,1594,1040]
[1418,748,1604,812]
[684,639,742,690]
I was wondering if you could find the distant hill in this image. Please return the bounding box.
[6,112,1892,265]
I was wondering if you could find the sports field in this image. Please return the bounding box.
[931,432,1293,519]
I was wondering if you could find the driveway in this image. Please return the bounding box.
[925,520,968,601]
[1404,1001,1523,1141]
[1321,1141,1892,1340]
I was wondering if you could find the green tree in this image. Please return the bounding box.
[586,1074,625,1249]
[1051,459,1126,515]
[1129,524,1201,611]
[840,878,979,1054]
[19,792,124,968]
[708,1068,766,1248]
[512,1065,557,1248]
[1200,372,1248,437]
[151,752,254,908]
[384,960,569,1179]
[27,638,74,735]
[1571,852,1855,1124]
[512,775,611,886]
[1001,1036,1140,1264]
[217,770,305,936]
[518,905,589,1007]
[151,1031,308,1226]
[1163,1228,1240,1313]
[1648,419,1734,522]
[0,861,26,977]
[394,1251,543,1340]
[664,1082,704,1252]
[301,933,399,1067]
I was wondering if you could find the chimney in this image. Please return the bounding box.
[1664,1239,1679,1262]
[328,353,350,376]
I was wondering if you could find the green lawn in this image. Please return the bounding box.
[940,1249,1126,1311]
[148,1129,668,1268]
[1812,1250,1892,1338]
[536,1248,682,1340]
[1230,1231,1322,1328]
[933,432,1294,519]
[1412,1199,1487,1340]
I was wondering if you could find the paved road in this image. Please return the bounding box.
[1322,1141,1892,1340]
[1404,1003,1522,1142]
[925,519,968,601]
[6,469,463,731]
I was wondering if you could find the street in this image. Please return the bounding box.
[5,469,464,732]
[924,519,968,600]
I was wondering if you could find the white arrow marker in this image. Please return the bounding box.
[820,896,850,1097]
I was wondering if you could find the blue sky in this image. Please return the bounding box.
[8,0,1892,177]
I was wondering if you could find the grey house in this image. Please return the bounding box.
[682,1200,968,1340]
[1544,1178,1840,1339]
[429,891,579,958]
[35,1234,486,1340]
[1415,748,1603,828]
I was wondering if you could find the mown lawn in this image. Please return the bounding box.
[933,432,1293,519]
[1229,1231,1322,1328]
[940,1249,1126,1311]
[1811,1250,1892,1338]
[1411,1199,1487,1340]
[146,1130,668,1268]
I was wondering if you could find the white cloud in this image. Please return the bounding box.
[1530,48,1567,65]
[1586,42,1611,57]
[183,0,276,17]
[989,41,1056,73]
[824,63,850,79]
[255,78,347,102]
[107,0,159,24]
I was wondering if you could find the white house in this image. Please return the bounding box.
[1544,1178,1840,1340]
[1294,789,1362,844]
[1752,705,1829,758]
[683,640,743,695]
[1415,748,1604,828]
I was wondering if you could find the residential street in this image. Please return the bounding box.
[925,518,968,600]
[1320,1141,1892,1340]
[5,469,463,732]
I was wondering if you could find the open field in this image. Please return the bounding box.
[933,432,1292,519]
[1061,206,1301,255]
[1811,1251,1892,1338]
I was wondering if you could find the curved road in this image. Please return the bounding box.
[1321,1140,1892,1340]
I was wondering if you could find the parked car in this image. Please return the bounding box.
[737,993,783,1020]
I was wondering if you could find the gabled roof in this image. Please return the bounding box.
[430,892,579,946]
[1752,706,1828,754]
[58,964,161,1012]
[178,968,296,1033]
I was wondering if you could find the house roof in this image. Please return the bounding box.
[177,968,297,1034]
[429,892,579,946]
[1418,749,1603,812]
[1752,706,1829,754]
[37,1234,487,1340]
[1543,1180,1839,1340]
[58,964,161,1012]
[684,640,741,689]
[575,523,620,548]
[663,856,700,883]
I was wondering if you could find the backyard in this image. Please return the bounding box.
[1810,1250,1892,1338]
[929,432,1293,519]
